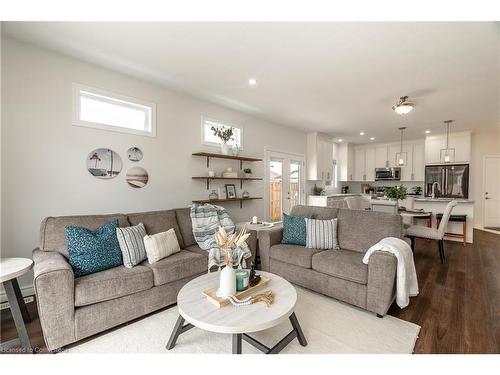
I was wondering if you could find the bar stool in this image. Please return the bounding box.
[436,213,467,246]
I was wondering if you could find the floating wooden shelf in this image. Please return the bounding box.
[192,197,263,208]
[192,152,262,168]
[192,176,263,189]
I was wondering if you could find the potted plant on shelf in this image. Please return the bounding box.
[211,125,234,155]
[243,168,252,178]
[384,185,407,201]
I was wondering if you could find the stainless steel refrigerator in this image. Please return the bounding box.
[425,164,469,199]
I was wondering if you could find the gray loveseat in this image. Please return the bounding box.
[258,205,403,317]
[33,208,256,351]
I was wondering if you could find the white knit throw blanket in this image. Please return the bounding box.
[363,237,419,308]
[190,204,251,270]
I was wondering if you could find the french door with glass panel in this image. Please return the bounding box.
[266,150,305,222]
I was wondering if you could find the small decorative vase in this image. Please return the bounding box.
[220,142,229,155]
[231,144,240,156]
[217,265,236,298]
[209,190,218,200]
[242,190,250,198]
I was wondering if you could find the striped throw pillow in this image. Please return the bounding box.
[116,223,148,268]
[305,218,339,250]
[143,228,181,264]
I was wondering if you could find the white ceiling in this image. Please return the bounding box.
[3,22,500,143]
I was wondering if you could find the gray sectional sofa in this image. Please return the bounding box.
[33,208,256,351]
[258,205,403,317]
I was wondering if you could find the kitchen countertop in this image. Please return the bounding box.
[414,198,474,203]
[308,193,362,198]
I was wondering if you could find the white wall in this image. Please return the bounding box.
[1,38,306,295]
[470,127,500,228]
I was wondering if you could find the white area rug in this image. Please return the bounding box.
[65,287,420,354]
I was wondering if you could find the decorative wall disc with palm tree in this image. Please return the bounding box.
[127,147,143,162]
[86,148,122,179]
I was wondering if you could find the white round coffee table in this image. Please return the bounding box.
[0,258,33,353]
[166,271,307,354]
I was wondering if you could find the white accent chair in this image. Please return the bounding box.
[406,200,458,264]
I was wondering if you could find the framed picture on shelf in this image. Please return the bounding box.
[225,184,237,199]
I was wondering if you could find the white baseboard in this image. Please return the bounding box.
[0,284,35,304]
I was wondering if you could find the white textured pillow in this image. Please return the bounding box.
[305,218,339,250]
[143,228,181,264]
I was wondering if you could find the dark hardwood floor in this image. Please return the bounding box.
[1,229,499,354]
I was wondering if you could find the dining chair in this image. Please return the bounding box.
[406,200,458,264]
[345,196,362,210]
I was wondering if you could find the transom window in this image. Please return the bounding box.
[201,117,242,147]
[72,84,156,137]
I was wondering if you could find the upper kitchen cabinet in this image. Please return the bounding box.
[353,145,376,181]
[375,144,390,168]
[338,142,354,181]
[425,131,471,164]
[412,141,425,181]
[307,132,333,180]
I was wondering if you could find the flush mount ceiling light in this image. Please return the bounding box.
[392,96,415,115]
[395,127,408,166]
[248,78,257,86]
[440,120,455,163]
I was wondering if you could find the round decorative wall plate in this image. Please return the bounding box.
[127,147,143,162]
[86,148,122,179]
[126,166,149,188]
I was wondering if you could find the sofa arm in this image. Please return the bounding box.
[257,227,283,271]
[366,252,397,316]
[33,249,75,350]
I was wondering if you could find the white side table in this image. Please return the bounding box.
[0,258,33,353]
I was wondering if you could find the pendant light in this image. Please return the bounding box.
[395,127,408,166]
[392,96,415,115]
[440,120,455,163]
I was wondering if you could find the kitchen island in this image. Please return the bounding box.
[413,198,474,244]
[307,193,369,208]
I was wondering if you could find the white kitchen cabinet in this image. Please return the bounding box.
[425,131,471,164]
[388,143,401,167]
[354,146,365,181]
[365,146,376,181]
[307,132,333,180]
[338,143,354,181]
[353,145,376,181]
[375,145,389,168]
[412,141,425,181]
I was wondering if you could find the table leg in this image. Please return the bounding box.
[1,280,32,353]
[11,278,31,323]
[289,312,307,346]
[166,315,194,350]
[232,334,242,354]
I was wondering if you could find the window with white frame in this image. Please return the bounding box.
[201,117,242,147]
[72,84,156,137]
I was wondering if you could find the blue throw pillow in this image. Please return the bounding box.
[66,220,123,277]
[281,213,309,246]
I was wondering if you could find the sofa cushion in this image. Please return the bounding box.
[291,205,339,220]
[128,210,185,249]
[311,249,368,284]
[66,220,123,277]
[305,218,339,250]
[269,244,323,269]
[74,265,153,307]
[184,244,208,258]
[175,208,196,247]
[116,223,148,268]
[337,209,402,253]
[142,250,207,286]
[40,213,129,257]
[144,229,181,264]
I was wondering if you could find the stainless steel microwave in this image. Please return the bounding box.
[375,167,401,181]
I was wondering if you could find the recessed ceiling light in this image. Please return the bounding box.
[359,132,365,136]
[248,78,257,86]
[425,130,431,134]
[370,137,375,140]
[337,139,343,142]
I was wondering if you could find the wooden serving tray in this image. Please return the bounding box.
[203,276,270,308]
